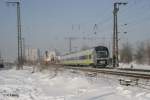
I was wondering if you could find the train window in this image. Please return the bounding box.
[89,55,92,59]
[97,51,108,58]
[79,56,83,59]
[79,55,89,59]
[67,57,77,60]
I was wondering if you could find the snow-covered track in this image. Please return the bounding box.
[63,66,150,79]
[117,68,150,72]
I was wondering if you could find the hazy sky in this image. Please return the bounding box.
[0,0,150,62]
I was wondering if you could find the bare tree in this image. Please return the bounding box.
[146,41,150,65]
[120,42,133,63]
[134,42,145,64]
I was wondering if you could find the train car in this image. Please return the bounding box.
[60,46,110,67]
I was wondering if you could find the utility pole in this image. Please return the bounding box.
[65,37,78,53]
[112,2,127,67]
[69,37,72,53]
[7,1,23,69]
[22,37,25,64]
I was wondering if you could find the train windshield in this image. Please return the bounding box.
[95,46,109,58]
[96,51,108,58]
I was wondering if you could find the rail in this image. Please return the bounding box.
[64,66,150,79]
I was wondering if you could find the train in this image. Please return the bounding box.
[59,46,110,67]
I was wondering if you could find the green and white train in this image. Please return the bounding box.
[60,46,110,67]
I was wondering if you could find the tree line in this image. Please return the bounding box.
[120,40,150,65]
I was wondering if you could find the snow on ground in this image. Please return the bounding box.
[119,62,150,70]
[0,66,150,100]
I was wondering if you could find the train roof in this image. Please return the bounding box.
[61,45,108,56]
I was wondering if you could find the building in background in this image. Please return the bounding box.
[25,48,40,64]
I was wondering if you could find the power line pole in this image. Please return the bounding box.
[22,37,25,64]
[69,37,72,53]
[65,37,78,53]
[112,2,127,67]
[7,1,23,69]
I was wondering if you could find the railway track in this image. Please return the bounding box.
[117,68,150,72]
[63,66,150,79]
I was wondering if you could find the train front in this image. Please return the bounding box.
[94,46,109,66]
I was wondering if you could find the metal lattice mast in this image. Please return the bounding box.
[112,2,127,67]
[7,1,23,69]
